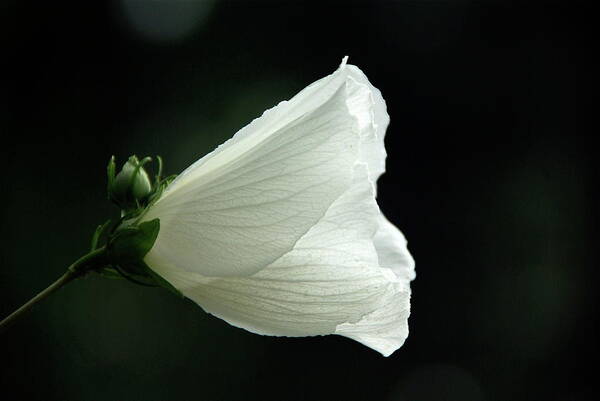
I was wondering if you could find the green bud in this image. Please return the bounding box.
[108,155,152,210]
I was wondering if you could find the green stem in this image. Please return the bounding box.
[0,247,107,333]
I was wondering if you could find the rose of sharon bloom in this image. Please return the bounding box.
[142,57,415,356]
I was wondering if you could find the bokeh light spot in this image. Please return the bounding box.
[118,0,216,43]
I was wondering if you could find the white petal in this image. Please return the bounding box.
[334,288,411,357]
[165,57,352,192]
[151,165,410,356]
[333,215,415,357]
[143,63,361,277]
[144,59,414,356]
[346,65,390,188]
[374,214,416,282]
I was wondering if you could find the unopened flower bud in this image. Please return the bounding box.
[109,155,152,210]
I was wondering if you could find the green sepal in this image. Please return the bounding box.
[107,155,116,199]
[120,260,184,298]
[91,219,113,251]
[107,218,160,264]
[97,266,125,280]
[154,155,164,187]
[113,262,157,286]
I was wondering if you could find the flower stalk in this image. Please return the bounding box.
[0,247,108,332]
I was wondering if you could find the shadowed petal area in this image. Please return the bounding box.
[374,214,416,282]
[334,287,411,357]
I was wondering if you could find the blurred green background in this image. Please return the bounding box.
[1,1,594,400]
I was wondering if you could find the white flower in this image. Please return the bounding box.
[142,57,415,356]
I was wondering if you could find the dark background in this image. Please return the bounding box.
[1,1,595,400]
